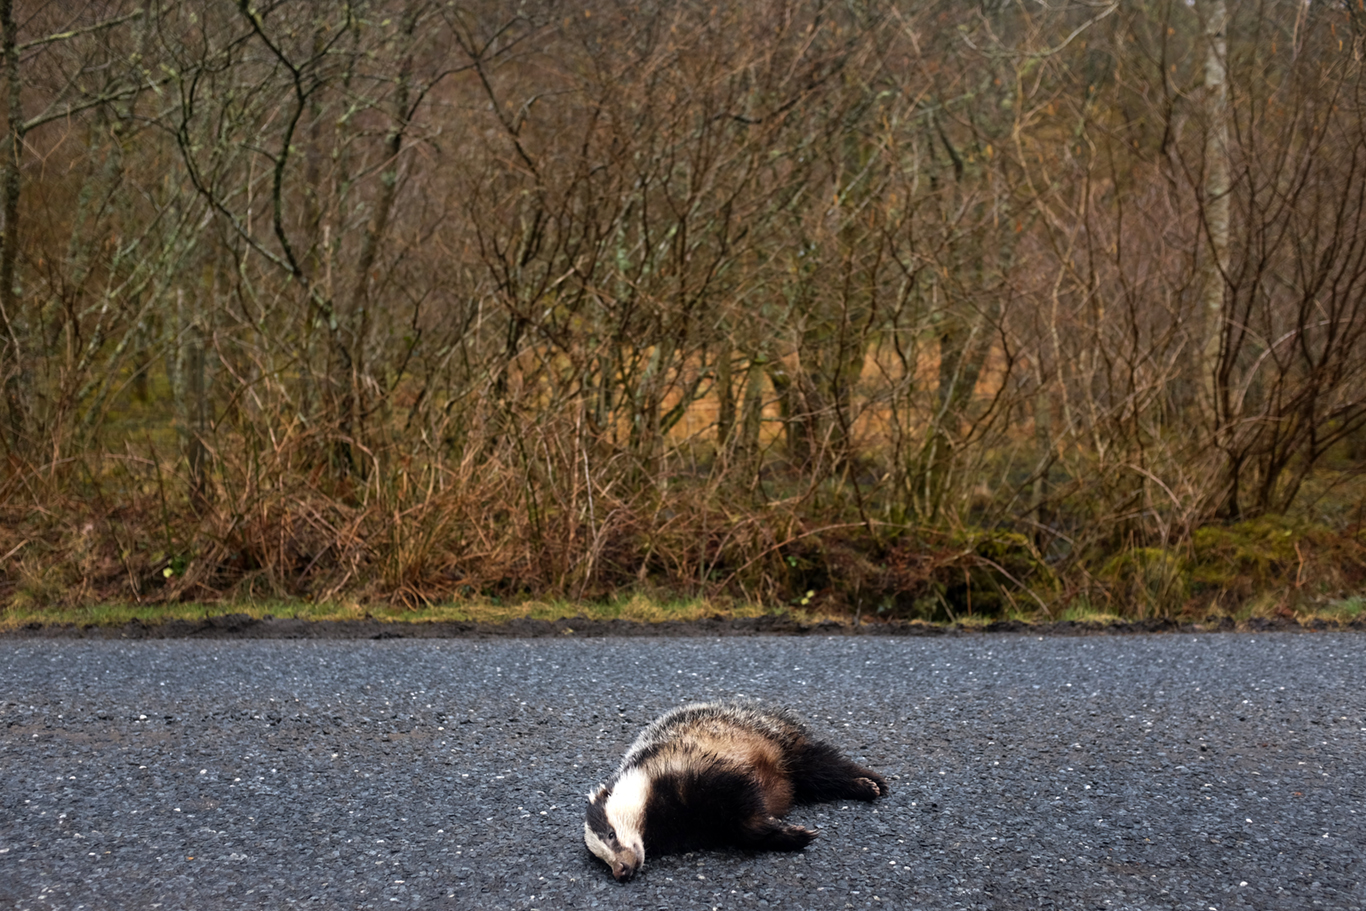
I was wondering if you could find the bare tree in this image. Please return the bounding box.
[0,0,147,456]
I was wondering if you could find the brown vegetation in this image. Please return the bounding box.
[2,0,1365,620]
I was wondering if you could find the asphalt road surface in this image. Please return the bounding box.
[1,633,1363,911]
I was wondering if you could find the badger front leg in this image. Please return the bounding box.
[739,816,817,852]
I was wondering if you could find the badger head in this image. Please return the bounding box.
[584,774,647,882]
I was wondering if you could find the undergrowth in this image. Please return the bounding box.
[2,432,1362,627]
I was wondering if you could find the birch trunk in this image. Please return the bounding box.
[1199,0,1234,516]
[1199,0,1231,423]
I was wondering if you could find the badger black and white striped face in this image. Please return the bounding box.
[584,774,648,882]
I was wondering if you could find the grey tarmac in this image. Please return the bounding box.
[1,633,1362,910]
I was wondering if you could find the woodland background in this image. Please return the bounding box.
[2,0,1365,619]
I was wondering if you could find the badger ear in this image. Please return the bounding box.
[587,784,609,804]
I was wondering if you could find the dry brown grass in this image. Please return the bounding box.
[4,425,1362,628]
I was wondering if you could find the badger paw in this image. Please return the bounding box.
[769,824,817,851]
[747,819,817,851]
[852,776,887,799]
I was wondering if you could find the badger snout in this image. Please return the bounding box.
[610,848,641,882]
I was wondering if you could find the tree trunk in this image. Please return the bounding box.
[1199,0,1234,515]
[0,0,25,454]
[715,343,735,449]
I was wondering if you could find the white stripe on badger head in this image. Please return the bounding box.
[584,822,614,866]
[605,766,650,864]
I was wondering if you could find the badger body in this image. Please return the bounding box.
[584,700,888,881]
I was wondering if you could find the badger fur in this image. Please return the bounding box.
[584,699,888,882]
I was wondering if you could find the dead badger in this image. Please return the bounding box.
[584,699,887,881]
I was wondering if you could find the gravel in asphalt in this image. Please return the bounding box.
[1,633,1363,910]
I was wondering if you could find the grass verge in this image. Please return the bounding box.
[0,592,818,631]
[4,592,1363,632]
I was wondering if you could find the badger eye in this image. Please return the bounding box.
[607,828,617,842]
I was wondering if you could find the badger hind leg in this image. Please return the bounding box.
[790,739,889,803]
[740,817,817,852]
